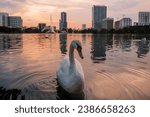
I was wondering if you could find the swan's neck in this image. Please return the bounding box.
[69,44,75,65]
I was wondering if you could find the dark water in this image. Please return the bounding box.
[0,33,150,100]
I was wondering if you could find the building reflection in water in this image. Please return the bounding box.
[91,34,107,62]
[82,34,87,45]
[113,34,132,51]
[59,33,67,54]
[121,34,132,52]
[0,34,23,99]
[106,34,113,50]
[136,38,150,58]
[0,34,23,52]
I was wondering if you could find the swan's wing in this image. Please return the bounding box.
[56,57,70,85]
[75,59,84,80]
[68,59,84,92]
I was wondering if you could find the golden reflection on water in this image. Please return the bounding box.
[0,33,150,99]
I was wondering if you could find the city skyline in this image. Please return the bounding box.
[0,0,150,28]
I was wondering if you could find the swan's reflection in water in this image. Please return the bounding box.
[56,84,85,100]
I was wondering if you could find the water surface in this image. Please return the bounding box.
[0,33,150,99]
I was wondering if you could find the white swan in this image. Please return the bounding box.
[56,40,84,94]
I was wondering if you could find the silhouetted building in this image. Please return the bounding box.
[138,12,150,26]
[38,23,46,31]
[59,12,67,31]
[8,16,23,28]
[102,18,114,30]
[92,5,107,31]
[0,12,9,27]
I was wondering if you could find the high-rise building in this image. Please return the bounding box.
[59,12,67,31]
[38,23,46,31]
[8,16,23,28]
[92,5,107,31]
[119,18,132,29]
[138,12,150,26]
[102,18,114,30]
[0,12,9,27]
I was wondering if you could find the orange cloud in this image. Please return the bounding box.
[0,0,150,28]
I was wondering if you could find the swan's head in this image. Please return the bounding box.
[71,40,84,59]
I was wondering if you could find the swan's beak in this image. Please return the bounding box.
[77,47,84,59]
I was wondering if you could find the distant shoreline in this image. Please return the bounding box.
[0,25,150,34]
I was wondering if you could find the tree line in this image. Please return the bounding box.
[0,25,150,34]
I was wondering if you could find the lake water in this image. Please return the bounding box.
[0,33,150,100]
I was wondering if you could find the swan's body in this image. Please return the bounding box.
[56,40,84,94]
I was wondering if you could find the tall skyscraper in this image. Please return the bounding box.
[0,12,9,27]
[92,5,107,31]
[8,16,23,28]
[59,12,67,31]
[138,12,150,26]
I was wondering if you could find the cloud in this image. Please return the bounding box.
[0,0,149,28]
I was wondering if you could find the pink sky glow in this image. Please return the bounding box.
[0,0,150,28]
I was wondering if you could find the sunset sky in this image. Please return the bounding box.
[0,0,150,28]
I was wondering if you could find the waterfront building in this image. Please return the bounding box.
[119,18,132,29]
[38,23,46,31]
[92,5,107,31]
[59,12,67,31]
[114,20,120,30]
[134,22,139,26]
[82,24,86,30]
[115,20,120,30]
[102,18,114,30]
[8,16,23,28]
[0,12,9,27]
[138,12,150,26]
